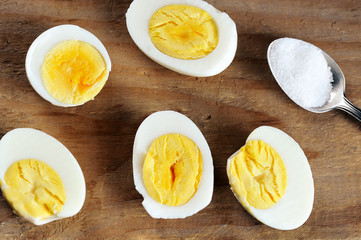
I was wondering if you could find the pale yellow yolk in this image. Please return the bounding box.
[1,159,66,219]
[149,5,218,60]
[41,40,108,105]
[228,140,287,209]
[143,134,202,206]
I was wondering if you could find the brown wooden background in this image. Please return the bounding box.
[1,0,361,239]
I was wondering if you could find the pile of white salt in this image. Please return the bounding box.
[268,38,333,108]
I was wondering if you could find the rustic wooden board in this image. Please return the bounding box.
[1,0,361,239]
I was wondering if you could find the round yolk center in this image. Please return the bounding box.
[143,134,203,206]
[228,140,287,209]
[149,5,218,60]
[1,159,66,219]
[41,40,108,105]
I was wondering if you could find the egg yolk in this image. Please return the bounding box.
[228,140,287,209]
[1,159,66,219]
[41,40,108,105]
[143,134,202,206]
[149,5,218,60]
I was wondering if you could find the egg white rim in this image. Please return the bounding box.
[25,24,112,107]
[133,110,214,218]
[126,0,237,77]
[0,128,86,225]
[227,126,314,230]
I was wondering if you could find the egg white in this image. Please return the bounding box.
[126,0,237,77]
[226,126,314,230]
[133,110,214,218]
[25,24,112,107]
[0,128,86,225]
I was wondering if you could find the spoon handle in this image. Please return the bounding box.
[336,96,361,122]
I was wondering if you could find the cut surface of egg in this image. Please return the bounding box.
[228,140,288,210]
[0,128,86,225]
[25,24,111,107]
[226,126,314,230]
[133,111,213,218]
[143,133,202,207]
[126,0,237,77]
[148,5,218,60]
[3,159,66,221]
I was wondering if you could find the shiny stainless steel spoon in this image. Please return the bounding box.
[267,40,361,122]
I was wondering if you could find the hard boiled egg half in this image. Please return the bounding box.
[133,111,213,218]
[0,128,86,225]
[126,0,237,77]
[227,126,314,230]
[25,24,111,107]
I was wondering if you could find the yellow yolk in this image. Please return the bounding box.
[41,40,108,105]
[149,5,218,60]
[1,159,66,219]
[143,134,202,206]
[228,140,287,209]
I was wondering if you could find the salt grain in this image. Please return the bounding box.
[268,38,333,108]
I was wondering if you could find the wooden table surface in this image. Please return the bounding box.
[1,0,361,239]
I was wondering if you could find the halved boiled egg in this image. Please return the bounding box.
[126,0,237,77]
[25,24,111,107]
[227,126,314,230]
[0,128,86,225]
[133,111,213,218]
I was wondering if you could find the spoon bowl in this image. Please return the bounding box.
[267,38,361,121]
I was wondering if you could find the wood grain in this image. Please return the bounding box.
[1,0,361,239]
